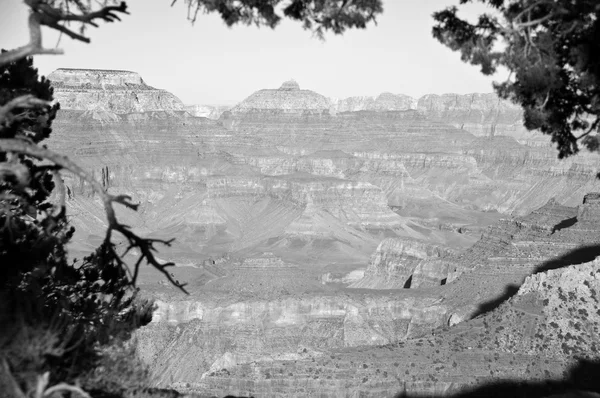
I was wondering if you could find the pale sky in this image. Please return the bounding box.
[0,0,502,105]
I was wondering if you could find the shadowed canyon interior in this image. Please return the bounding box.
[47,68,600,397]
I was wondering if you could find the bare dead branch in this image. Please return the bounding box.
[0,138,188,294]
[31,1,129,44]
[514,13,554,29]
[0,13,63,67]
[0,1,128,67]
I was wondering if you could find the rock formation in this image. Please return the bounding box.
[229,79,331,115]
[43,71,600,396]
[187,256,600,397]
[331,92,416,113]
[417,93,527,139]
[48,68,186,113]
[141,195,600,397]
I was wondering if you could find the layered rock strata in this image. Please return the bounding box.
[349,238,457,289]
[188,258,600,397]
[229,79,330,115]
[331,92,416,113]
[140,195,600,396]
[48,68,185,113]
[45,71,600,396]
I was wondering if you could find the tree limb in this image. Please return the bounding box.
[0,138,188,294]
[30,1,129,44]
[0,13,62,68]
[0,1,128,67]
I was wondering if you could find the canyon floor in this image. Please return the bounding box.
[47,69,600,397]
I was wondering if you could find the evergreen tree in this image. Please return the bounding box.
[432,0,600,160]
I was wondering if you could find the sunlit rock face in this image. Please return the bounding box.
[417,92,536,143]
[229,79,331,115]
[331,92,417,113]
[349,238,456,289]
[48,68,186,113]
[184,104,229,119]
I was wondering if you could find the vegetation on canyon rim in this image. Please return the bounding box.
[0,0,385,397]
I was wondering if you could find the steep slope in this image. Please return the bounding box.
[190,257,600,397]
[138,194,600,397]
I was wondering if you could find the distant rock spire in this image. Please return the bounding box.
[279,79,300,91]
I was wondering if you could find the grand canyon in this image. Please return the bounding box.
[46,68,600,397]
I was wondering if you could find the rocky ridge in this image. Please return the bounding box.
[229,79,330,115]
[188,256,600,397]
[48,68,186,113]
[146,195,600,397]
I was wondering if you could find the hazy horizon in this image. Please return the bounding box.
[1,0,505,105]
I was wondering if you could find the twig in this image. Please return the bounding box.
[0,1,128,67]
[576,118,600,140]
[0,13,63,67]
[51,169,66,218]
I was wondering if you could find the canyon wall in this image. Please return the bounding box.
[44,70,600,396]
[48,68,186,113]
[143,196,600,396]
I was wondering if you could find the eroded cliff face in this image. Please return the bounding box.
[331,93,417,113]
[186,257,600,397]
[49,68,186,113]
[349,238,456,289]
[229,80,330,115]
[142,195,600,397]
[416,92,529,140]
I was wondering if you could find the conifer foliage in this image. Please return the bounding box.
[432,0,600,160]
[0,54,154,398]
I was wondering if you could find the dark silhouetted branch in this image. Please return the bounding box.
[0,138,187,293]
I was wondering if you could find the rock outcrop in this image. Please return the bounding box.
[331,92,416,113]
[229,79,330,115]
[48,68,186,113]
[349,238,456,289]
[417,93,526,139]
[187,257,600,397]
